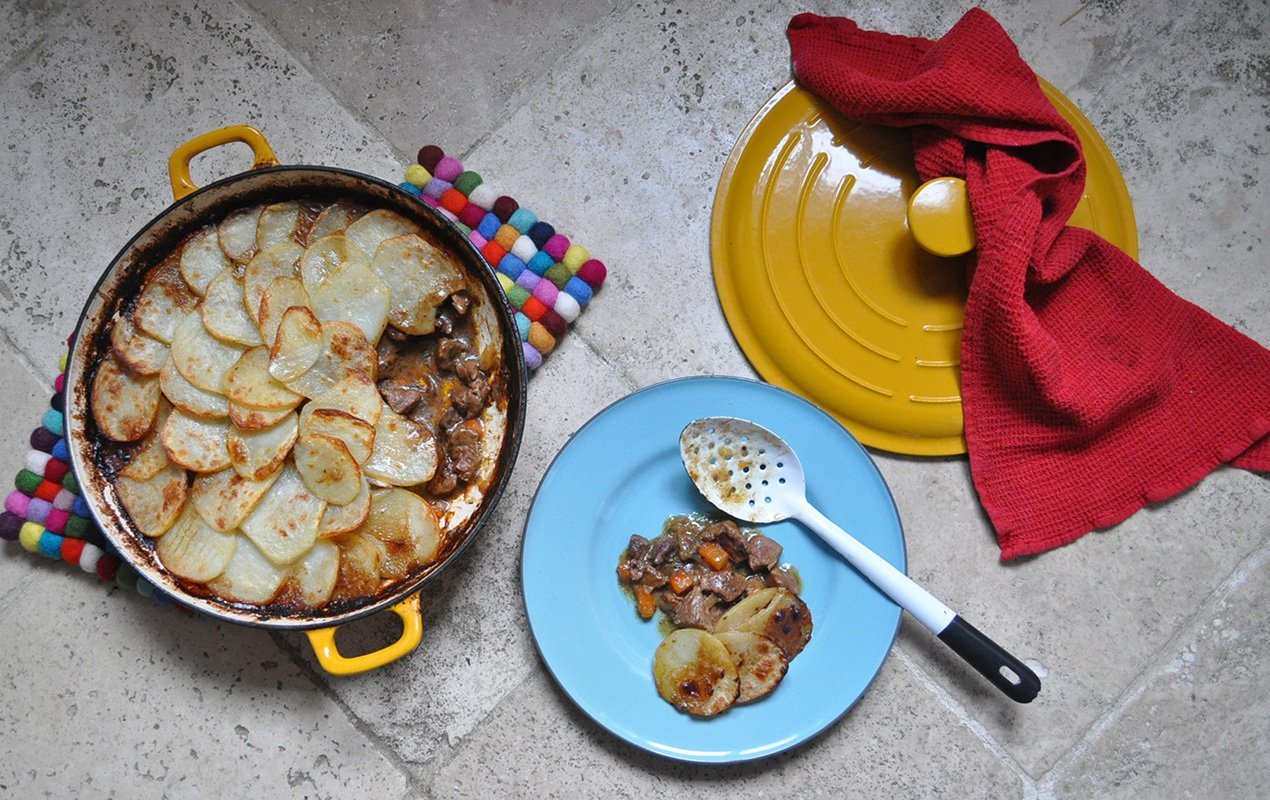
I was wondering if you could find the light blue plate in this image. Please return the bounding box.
[521,376,905,763]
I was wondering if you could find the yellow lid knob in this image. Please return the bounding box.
[907,177,976,257]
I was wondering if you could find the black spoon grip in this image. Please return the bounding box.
[937,616,1041,703]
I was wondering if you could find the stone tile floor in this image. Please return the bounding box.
[0,0,1266,797]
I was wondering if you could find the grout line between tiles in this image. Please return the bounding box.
[1033,542,1270,799]
[0,322,61,396]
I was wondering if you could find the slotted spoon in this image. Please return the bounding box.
[680,416,1041,703]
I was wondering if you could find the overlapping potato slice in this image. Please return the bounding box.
[242,241,303,324]
[284,539,340,607]
[159,358,229,419]
[240,464,326,566]
[363,405,437,486]
[118,400,173,482]
[156,504,238,582]
[301,408,374,464]
[369,234,466,335]
[344,209,419,263]
[362,487,443,569]
[330,532,383,601]
[256,200,304,250]
[653,628,740,717]
[133,260,200,343]
[306,201,365,243]
[218,205,264,264]
[293,432,361,505]
[714,588,813,659]
[258,276,310,348]
[268,305,323,384]
[116,461,188,538]
[170,312,246,393]
[308,257,391,344]
[224,347,303,410]
[189,464,283,532]
[715,631,788,703]
[110,314,168,376]
[317,477,371,537]
[300,234,365,289]
[207,535,289,604]
[179,227,230,296]
[303,373,382,426]
[283,321,376,399]
[228,400,293,431]
[201,269,264,347]
[161,409,231,472]
[92,354,161,442]
[227,412,298,480]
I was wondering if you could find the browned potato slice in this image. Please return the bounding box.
[714,587,779,633]
[240,464,326,566]
[178,227,229,296]
[283,321,376,399]
[218,205,264,264]
[227,401,293,430]
[110,314,168,376]
[169,312,246,393]
[118,400,173,482]
[306,201,365,244]
[156,504,238,582]
[116,461,188,538]
[300,234,366,290]
[161,409,231,473]
[256,200,303,250]
[331,532,383,601]
[716,588,812,660]
[284,539,340,607]
[227,412,298,480]
[133,260,200,344]
[242,241,303,324]
[92,354,161,442]
[715,631,789,703]
[344,209,419,263]
[303,373,382,425]
[652,628,739,717]
[308,257,391,344]
[224,347,303,410]
[267,305,323,384]
[159,358,229,420]
[201,269,264,347]
[293,432,362,505]
[362,487,443,567]
[363,405,437,486]
[207,535,289,604]
[317,476,371,537]
[301,408,374,464]
[369,234,466,335]
[257,276,311,348]
[189,464,283,532]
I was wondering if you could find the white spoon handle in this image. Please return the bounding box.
[794,499,955,633]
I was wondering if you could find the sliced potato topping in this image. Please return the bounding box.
[308,256,391,344]
[224,347,303,410]
[207,535,289,604]
[293,432,362,505]
[92,354,161,442]
[306,201,365,244]
[116,461,188,538]
[303,373,382,426]
[283,320,376,399]
[133,260,200,344]
[285,539,340,607]
[159,358,229,420]
[268,305,323,384]
[370,234,466,335]
[118,400,173,482]
[330,532,384,602]
[300,234,366,291]
[110,314,169,376]
[156,504,238,582]
[170,312,246,394]
[317,476,371,537]
[218,205,264,265]
[716,631,788,703]
[201,269,264,347]
[301,408,374,464]
[256,200,303,250]
[227,400,293,431]
[362,487,442,567]
[258,276,311,349]
[344,209,419,263]
[653,629,740,717]
[227,412,298,480]
[363,405,437,486]
[242,241,304,325]
[161,409,232,472]
[189,464,283,532]
[240,464,326,567]
[179,227,230,296]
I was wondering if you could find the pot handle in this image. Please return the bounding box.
[303,593,424,676]
[168,125,280,201]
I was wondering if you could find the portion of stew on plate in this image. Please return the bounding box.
[89,198,507,613]
[617,514,813,717]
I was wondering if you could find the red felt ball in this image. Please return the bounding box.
[481,241,508,266]
[458,202,486,228]
[521,296,549,322]
[577,259,607,287]
[97,553,119,581]
[492,196,519,222]
[539,308,569,338]
[440,188,468,214]
[34,480,60,502]
[61,537,85,565]
[417,145,445,171]
[43,458,70,483]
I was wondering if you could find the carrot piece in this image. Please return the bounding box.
[668,570,693,595]
[634,585,656,620]
[697,543,730,571]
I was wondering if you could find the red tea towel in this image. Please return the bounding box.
[788,9,1270,559]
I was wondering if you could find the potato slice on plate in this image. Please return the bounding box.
[715,588,812,660]
[300,233,367,290]
[110,314,168,376]
[344,209,419,263]
[179,227,230,296]
[303,373,382,426]
[207,534,290,605]
[317,476,371,537]
[306,201,366,244]
[301,408,374,464]
[256,200,303,250]
[116,461,188,538]
[331,532,384,601]
[363,405,437,486]
[119,400,173,482]
[293,432,362,505]
[369,234,467,335]
[308,257,391,344]
[283,539,340,607]
[715,587,779,633]
[201,269,264,347]
[161,409,232,472]
[283,321,377,399]
[189,464,283,532]
[268,305,323,384]
[218,204,264,264]
[240,464,326,566]
[224,347,303,410]
[362,487,443,566]
[159,358,228,420]
[715,631,789,703]
[156,504,238,582]
[227,411,298,480]
[133,260,200,344]
[92,354,161,442]
[170,312,246,393]
[258,276,311,348]
[228,400,293,431]
[653,628,740,717]
[242,241,303,324]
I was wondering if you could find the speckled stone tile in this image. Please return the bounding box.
[0,570,411,799]
[1049,549,1270,799]
[0,347,53,600]
[425,652,1026,799]
[242,0,626,161]
[0,0,62,69]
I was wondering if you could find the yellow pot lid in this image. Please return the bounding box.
[710,79,1137,456]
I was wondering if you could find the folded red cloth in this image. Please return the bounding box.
[788,9,1270,558]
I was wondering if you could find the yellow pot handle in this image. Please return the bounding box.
[168,125,280,201]
[304,593,424,676]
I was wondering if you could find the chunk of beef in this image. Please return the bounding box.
[667,587,720,631]
[743,574,769,596]
[378,380,422,415]
[626,534,651,561]
[426,460,459,496]
[451,375,489,419]
[636,566,667,589]
[648,536,676,566]
[746,534,783,571]
[436,338,476,373]
[767,566,800,594]
[447,421,483,482]
[699,571,746,602]
[703,520,747,562]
